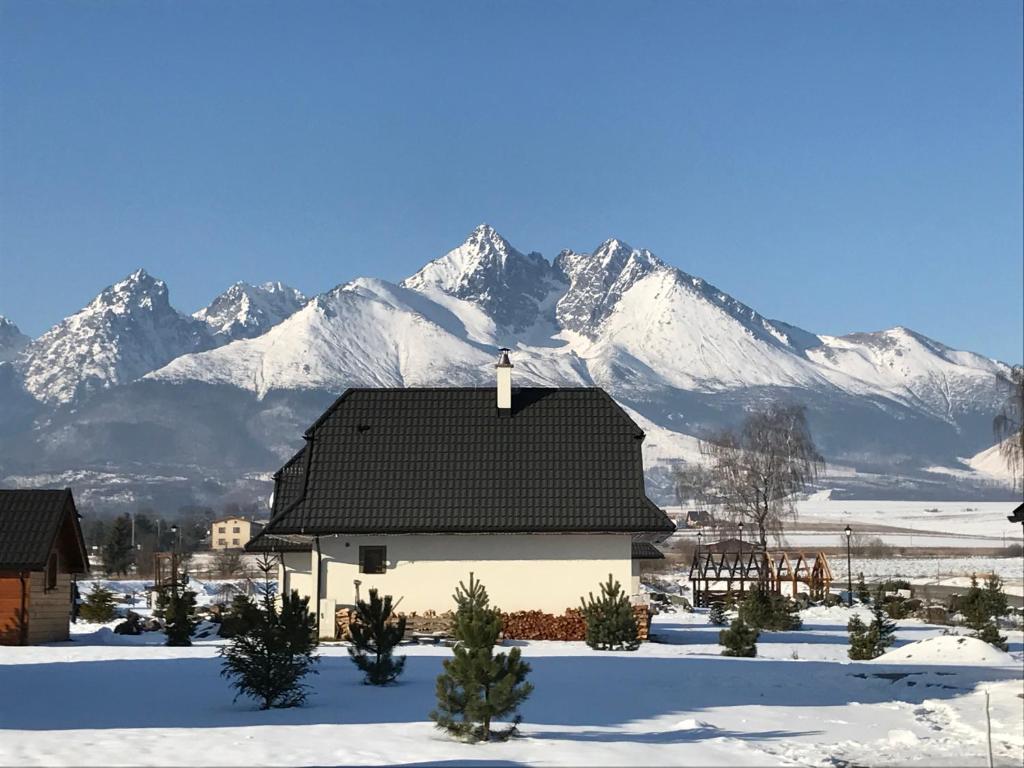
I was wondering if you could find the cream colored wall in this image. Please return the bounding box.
[210,518,252,550]
[280,552,314,600]
[301,534,634,614]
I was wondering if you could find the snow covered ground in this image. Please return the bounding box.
[1,604,1021,766]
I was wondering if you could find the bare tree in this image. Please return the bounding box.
[993,365,1023,491]
[675,404,824,553]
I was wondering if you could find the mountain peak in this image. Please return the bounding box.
[194,281,306,342]
[402,226,562,330]
[0,315,30,363]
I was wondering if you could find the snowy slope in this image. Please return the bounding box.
[0,316,29,363]
[965,438,1019,484]
[193,281,306,342]
[18,270,213,404]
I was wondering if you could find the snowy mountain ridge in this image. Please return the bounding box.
[1,225,1015,509]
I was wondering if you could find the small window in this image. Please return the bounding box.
[359,546,387,574]
[232,527,240,534]
[45,551,58,590]
[217,539,226,545]
[232,538,239,545]
[218,527,226,534]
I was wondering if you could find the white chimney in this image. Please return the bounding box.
[496,347,513,411]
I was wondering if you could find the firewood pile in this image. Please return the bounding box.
[336,605,652,642]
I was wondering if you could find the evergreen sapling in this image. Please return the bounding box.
[348,588,407,685]
[79,584,118,623]
[719,616,759,657]
[708,602,728,626]
[219,555,319,709]
[579,574,639,651]
[856,573,871,604]
[162,582,198,646]
[431,574,533,742]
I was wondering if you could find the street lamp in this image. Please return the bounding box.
[737,521,745,593]
[695,530,704,605]
[844,525,853,607]
[170,524,179,553]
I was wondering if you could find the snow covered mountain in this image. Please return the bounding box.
[193,281,306,342]
[0,316,29,363]
[0,225,1015,510]
[17,270,213,404]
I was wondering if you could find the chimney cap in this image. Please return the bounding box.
[496,348,513,368]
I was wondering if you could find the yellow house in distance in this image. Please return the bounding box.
[210,517,260,550]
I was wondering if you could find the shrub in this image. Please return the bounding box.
[162,586,198,646]
[738,587,803,631]
[431,574,533,742]
[79,584,118,623]
[719,617,758,657]
[348,589,407,685]
[882,598,909,620]
[708,602,728,626]
[220,586,319,709]
[848,605,896,660]
[579,575,639,651]
[974,620,1008,652]
[218,594,261,639]
[856,573,871,604]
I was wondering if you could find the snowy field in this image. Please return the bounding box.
[1,605,1022,766]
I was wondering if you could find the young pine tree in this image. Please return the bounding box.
[348,589,407,685]
[849,605,897,660]
[738,586,802,631]
[847,614,875,660]
[218,594,261,639]
[79,584,118,623]
[219,560,319,709]
[856,573,871,604]
[708,602,728,626]
[719,616,759,657]
[981,574,1009,622]
[162,583,198,646]
[974,620,1009,652]
[579,574,639,651]
[431,574,533,742]
[103,515,135,576]
[871,603,897,655]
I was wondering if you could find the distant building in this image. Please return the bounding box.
[0,489,90,645]
[210,517,261,550]
[670,510,712,529]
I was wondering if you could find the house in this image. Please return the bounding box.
[0,489,90,645]
[669,509,712,529]
[250,350,673,633]
[210,516,262,550]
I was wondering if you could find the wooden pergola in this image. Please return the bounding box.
[689,545,832,607]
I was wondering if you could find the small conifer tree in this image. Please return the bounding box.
[872,603,897,654]
[719,616,758,657]
[738,586,802,631]
[79,584,118,623]
[431,574,533,742]
[348,589,407,685]
[219,594,260,639]
[856,573,871,604]
[847,614,874,660]
[848,605,896,660]
[974,620,1008,652]
[982,574,1009,622]
[580,574,639,651]
[220,557,319,709]
[708,602,728,626]
[162,583,198,646]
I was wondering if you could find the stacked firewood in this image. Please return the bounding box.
[633,604,651,641]
[401,610,454,636]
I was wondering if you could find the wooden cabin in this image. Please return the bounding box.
[0,489,90,645]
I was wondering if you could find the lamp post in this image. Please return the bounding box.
[737,521,744,594]
[844,525,853,607]
[695,530,703,606]
[169,524,179,553]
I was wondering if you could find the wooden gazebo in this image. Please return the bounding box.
[689,544,832,607]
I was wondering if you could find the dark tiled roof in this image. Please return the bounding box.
[631,542,664,559]
[265,387,672,536]
[244,530,313,553]
[1009,502,1024,524]
[0,489,90,572]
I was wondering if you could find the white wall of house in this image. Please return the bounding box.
[291,533,635,614]
[279,552,313,600]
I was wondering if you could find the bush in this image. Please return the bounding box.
[220,586,319,709]
[579,575,639,651]
[1004,543,1023,558]
[856,573,871,604]
[218,594,261,639]
[708,602,728,626]
[974,620,1008,652]
[79,584,118,623]
[348,589,407,685]
[738,587,803,631]
[881,598,909,620]
[162,586,198,647]
[719,617,758,657]
[848,605,896,660]
[431,575,533,742]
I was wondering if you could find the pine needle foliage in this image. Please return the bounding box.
[79,584,118,623]
[719,616,759,657]
[738,586,803,631]
[348,589,407,685]
[856,573,871,604]
[848,606,896,660]
[219,559,319,710]
[162,584,198,646]
[974,620,1008,652]
[580,574,639,651]
[431,574,533,742]
[708,602,728,626]
[219,594,261,639]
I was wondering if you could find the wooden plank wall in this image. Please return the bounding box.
[26,571,72,644]
[0,574,27,645]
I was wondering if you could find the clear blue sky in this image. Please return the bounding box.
[1,1,1021,361]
